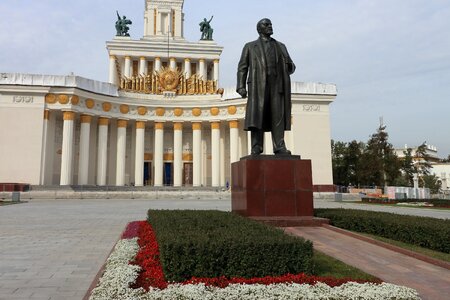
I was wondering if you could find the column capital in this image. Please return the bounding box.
[140,56,146,60]
[109,55,116,59]
[184,58,191,62]
[155,57,161,61]
[98,117,110,126]
[199,58,205,63]
[136,121,146,129]
[211,122,220,130]
[229,120,239,129]
[214,59,220,63]
[192,122,202,130]
[174,122,183,131]
[63,111,75,121]
[170,57,176,62]
[155,122,164,130]
[117,119,128,128]
[44,110,50,120]
[125,56,131,60]
[80,115,92,124]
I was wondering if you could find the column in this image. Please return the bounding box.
[109,55,117,84]
[173,122,183,187]
[229,120,239,163]
[124,56,131,78]
[139,57,147,75]
[199,59,206,79]
[213,59,219,82]
[192,122,202,187]
[135,121,146,187]
[78,115,92,185]
[170,57,176,70]
[40,110,50,185]
[220,126,226,187]
[116,119,127,186]
[211,122,220,187]
[154,57,161,72]
[60,111,75,185]
[97,117,109,185]
[154,122,164,186]
[184,58,191,78]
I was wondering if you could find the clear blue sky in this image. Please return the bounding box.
[1,0,449,157]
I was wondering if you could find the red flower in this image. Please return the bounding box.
[124,220,381,291]
[128,221,168,290]
[181,273,380,288]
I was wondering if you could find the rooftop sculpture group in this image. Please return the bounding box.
[199,16,214,40]
[115,11,132,36]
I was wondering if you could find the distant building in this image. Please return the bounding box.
[0,0,336,190]
[394,144,440,163]
[395,144,448,191]
[430,163,450,191]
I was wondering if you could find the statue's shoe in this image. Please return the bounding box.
[274,149,291,155]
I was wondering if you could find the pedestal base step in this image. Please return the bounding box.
[249,216,329,227]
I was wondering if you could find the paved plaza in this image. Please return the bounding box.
[0,195,449,299]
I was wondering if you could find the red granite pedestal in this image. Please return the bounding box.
[231,155,329,227]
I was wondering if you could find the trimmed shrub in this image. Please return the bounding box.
[315,209,450,253]
[362,198,450,207]
[147,210,313,282]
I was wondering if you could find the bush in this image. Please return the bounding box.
[315,209,450,253]
[362,198,450,207]
[147,210,313,282]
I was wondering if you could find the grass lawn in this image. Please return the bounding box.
[312,250,379,281]
[355,232,450,262]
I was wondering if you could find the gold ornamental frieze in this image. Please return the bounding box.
[119,67,223,96]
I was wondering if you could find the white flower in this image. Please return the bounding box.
[89,238,421,300]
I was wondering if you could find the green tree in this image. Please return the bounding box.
[415,142,432,176]
[331,140,348,186]
[421,174,441,194]
[400,148,415,186]
[359,125,401,187]
[345,140,364,186]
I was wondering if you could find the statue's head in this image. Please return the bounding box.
[257,18,273,36]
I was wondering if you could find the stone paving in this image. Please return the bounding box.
[0,196,448,299]
[286,226,450,300]
[314,198,450,219]
[0,198,229,300]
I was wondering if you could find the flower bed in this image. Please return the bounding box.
[147,210,314,282]
[89,221,420,300]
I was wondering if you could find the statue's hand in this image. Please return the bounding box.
[237,88,247,98]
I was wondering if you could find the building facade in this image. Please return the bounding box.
[0,0,337,190]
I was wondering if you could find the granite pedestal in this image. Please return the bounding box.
[231,155,328,227]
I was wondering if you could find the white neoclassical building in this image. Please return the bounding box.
[0,0,337,191]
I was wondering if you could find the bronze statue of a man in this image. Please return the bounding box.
[237,18,296,155]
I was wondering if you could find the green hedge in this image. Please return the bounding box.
[362,198,450,207]
[147,210,313,282]
[315,208,450,253]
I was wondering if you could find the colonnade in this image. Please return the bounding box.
[49,110,240,187]
[109,55,219,85]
